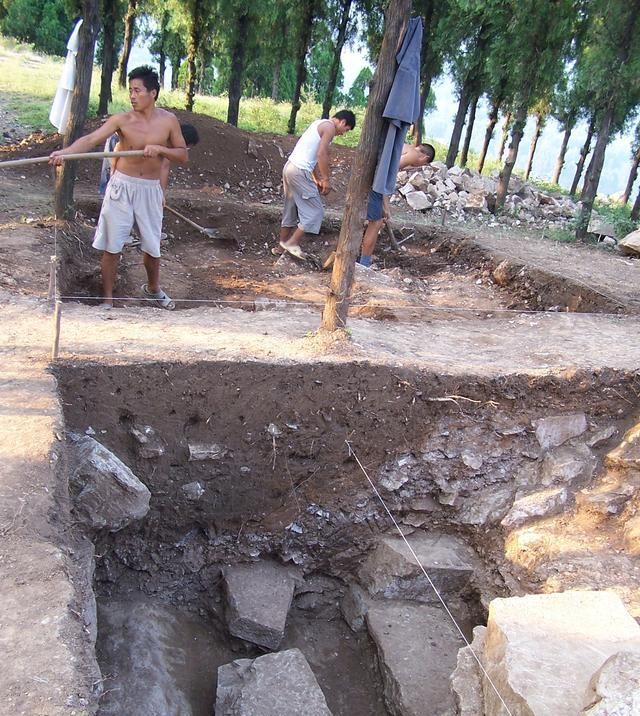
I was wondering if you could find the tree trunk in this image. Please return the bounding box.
[54,0,100,218]
[185,0,205,112]
[157,11,170,89]
[569,117,594,196]
[227,13,251,126]
[117,0,137,88]
[496,111,512,162]
[411,1,434,144]
[495,103,527,209]
[170,53,181,89]
[445,84,472,167]
[321,0,352,118]
[412,71,432,144]
[459,94,478,168]
[551,122,573,185]
[631,182,640,221]
[477,98,501,173]
[321,0,411,331]
[271,65,281,102]
[97,0,117,115]
[622,146,640,204]
[576,109,614,239]
[524,111,544,181]
[288,0,316,134]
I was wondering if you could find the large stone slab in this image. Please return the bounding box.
[358,532,476,602]
[501,487,568,528]
[366,602,461,716]
[482,591,640,716]
[451,626,486,716]
[619,229,640,256]
[540,444,595,486]
[533,413,587,449]
[215,648,332,715]
[68,434,151,531]
[223,561,297,649]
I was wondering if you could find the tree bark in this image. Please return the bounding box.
[117,0,137,88]
[170,53,181,89]
[551,122,573,185]
[321,0,411,331]
[622,146,640,204]
[322,0,353,118]
[631,182,640,221]
[459,94,478,168]
[569,116,594,196]
[271,65,281,102]
[227,12,251,126]
[412,70,432,144]
[97,0,118,115]
[496,111,512,162]
[185,0,205,112]
[288,0,316,135]
[495,103,527,209]
[477,98,501,173]
[411,0,434,144]
[445,85,471,167]
[524,111,544,181]
[54,0,100,218]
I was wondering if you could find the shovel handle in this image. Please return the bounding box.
[164,204,208,233]
[0,149,145,169]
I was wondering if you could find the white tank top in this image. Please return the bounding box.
[288,119,333,172]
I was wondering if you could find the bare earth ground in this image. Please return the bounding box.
[1,111,640,714]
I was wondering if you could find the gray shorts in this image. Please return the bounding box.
[93,171,164,257]
[281,161,323,234]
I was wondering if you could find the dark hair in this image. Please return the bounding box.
[128,66,161,99]
[420,143,435,162]
[333,109,356,129]
[180,123,199,147]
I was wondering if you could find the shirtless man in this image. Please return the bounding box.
[50,65,188,308]
[277,110,356,259]
[359,143,435,267]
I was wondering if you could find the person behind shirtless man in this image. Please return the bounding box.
[277,110,356,259]
[50,65,188,309]
[359,143,435,267]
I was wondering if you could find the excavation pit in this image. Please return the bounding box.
[55,361,640,715]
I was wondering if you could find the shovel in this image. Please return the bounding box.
[164,204,220,239]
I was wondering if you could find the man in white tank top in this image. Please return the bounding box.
[277,110,356,259]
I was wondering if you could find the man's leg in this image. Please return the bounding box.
[100,251,121,305]
[280,225,306,249]
[359,219,384,266]
[143,252,161,294]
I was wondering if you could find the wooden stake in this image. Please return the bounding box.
[0,149,144,169]
[51,300,62,361]
[47,255,58,300]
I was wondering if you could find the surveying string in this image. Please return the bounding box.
[346,439,515,716]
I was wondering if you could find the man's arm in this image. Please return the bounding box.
[49,115,123,165]
[312,121,336,195]
[160,158,171,194]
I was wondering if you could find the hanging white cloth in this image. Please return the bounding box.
[49,18,83,133]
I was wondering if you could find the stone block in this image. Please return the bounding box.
[540,444,595,486]
[619,229,640,256]
[457,485,515,526]
[399,182,416,196]
[215,649,332,715]
[405,191,432,211]
[187,442,228,460]
[68,434,150,532]
[451,626,486,716]
[588,216,617,238]
[607,422,640,468]
[130,423,165,458]
[367,602,460,716]
[340,582,371,632]
[583,650,640,715]
[482,592,640,716]
[501,487,568,529]
[533,413,587,448]
[223,562,297,649]
[623,515,640,556]
[358,532,476,602]
[576,484,635,517]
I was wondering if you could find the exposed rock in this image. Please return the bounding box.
[619,229,640,256]
[367,602,460,716]
[399,182,416,196]
[482,592,640,716]
[451,626,486,716]
[501,487,568,529]
[408,171,429,190]
[215,648,332,716]
[405,191,432,211]
[378,453,420,492]
[582,651,640,715]
[181,481,205,500]
[187,442,228,460]
[623,515,640,556]
[606,422,640,468]
[462,193,488,213]
[358,532,476,602]
[67,434,150,532]
[130,424,165,458]
[588,215,617,239]
[576,484,635,517]
[340,582,371,632]
[533,413,587,449]
[587,425,617,448]
[457,485,514,525]
[492,260,518,287]
[223,561,298,649]
[540,443,595,486]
